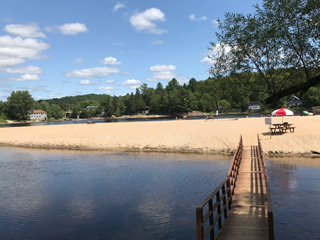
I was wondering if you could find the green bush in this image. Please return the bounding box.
[0,113,7,123]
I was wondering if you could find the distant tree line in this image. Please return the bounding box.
[1,74,319,122]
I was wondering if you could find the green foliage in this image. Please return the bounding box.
[51,104,64,119]
[0,113,7,123]
[210,0,320,105]
[7,91,34,121]
[6,76,318,122]
[304,87,320,107]
[218,99,231,108]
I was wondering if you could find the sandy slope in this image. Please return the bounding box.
[0,116,319,156]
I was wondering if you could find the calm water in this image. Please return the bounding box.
[1,147,319,240]
[0,113,263,128]
[267,157,320,240]
[0,147,230,240]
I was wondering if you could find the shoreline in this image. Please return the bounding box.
[0,116,319,158]
[0,141,317,158]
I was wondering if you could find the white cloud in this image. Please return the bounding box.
[130,8,167,34]
[0,35,50,60]
[65,67,120,78]
[175,75,189,85]
[4,23,46,38]
[189,14,196,21]
[0,57,25,67]
[151,39,164,45]
[200,56,214,64]
[121,72,131,76]
[57,23,88,35]
[130,85,140,90]
[12,86,46,94]
[10,74,40,81]
[4,66,42,74]
[28,86,46,92]
[106,79,114,84]
[201,43,232,65]
[147,71,176,81]
[189,14,207,22]
[79,80,99,85]
[122,79,141,85]
[212,19,219,28]
[150,64,176,72]
[113,2,125,12]
[97,86,115,93]
[147,64,178,82]
[101,57,121,65]
[74,58,84,64]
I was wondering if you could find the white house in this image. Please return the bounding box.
[141,106,150,114]
[86,106,98,111]
[29,110,47,120]
[286,96,303,106]
[248,101,261,110]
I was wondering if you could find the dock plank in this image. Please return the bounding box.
[216,145,269,240]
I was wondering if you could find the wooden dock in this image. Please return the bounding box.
[196,136,274,240]
[215,145,269,239]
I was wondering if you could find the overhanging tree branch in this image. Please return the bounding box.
[265,73,320,104]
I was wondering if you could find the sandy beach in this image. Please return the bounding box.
[0,116,319,157]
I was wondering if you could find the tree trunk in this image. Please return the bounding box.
[264,74,320,104]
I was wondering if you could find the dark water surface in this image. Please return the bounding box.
[0,147,230,240]
[0,113,263,128]
[1,147,319,240]
[267,157,320,240]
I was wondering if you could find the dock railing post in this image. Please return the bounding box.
[196,208,203,240]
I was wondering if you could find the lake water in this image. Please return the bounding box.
[1,147,319,240]
[0,147,230,240]
[0,113,263,128]
[267,157,320,240]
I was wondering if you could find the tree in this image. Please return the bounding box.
[7,91,35,121]
[134,89,146,112]
[149,94,162,113]
[51,104,64,119]
[40,101,52,119]
[210,0,320,105]
[166,78,180,92]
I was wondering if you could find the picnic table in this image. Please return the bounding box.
[271,123,295,133]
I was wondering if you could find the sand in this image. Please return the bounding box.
[0,116,319,157]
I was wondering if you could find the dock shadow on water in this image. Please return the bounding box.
[267,157,320,240]
[0,147,230,240]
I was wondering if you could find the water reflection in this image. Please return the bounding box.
[267,157,320,240]
[0,147,230,240]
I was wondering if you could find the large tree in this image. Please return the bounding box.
[7,91,35,121]
[210,0,320,105]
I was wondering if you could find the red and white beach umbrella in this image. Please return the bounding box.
[271,107,294,116]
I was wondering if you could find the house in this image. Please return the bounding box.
[248,101,261,110]
[86,106,98,111]
[141,106,150,114]
[29,110,47,120]
[64,110,72,119]
[286,96,303,106]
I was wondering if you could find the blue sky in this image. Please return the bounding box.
[0,0,260,100]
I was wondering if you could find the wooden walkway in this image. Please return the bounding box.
[216,145,269,239]
[196,136,274,240]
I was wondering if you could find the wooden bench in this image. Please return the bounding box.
[288,126,295,132]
